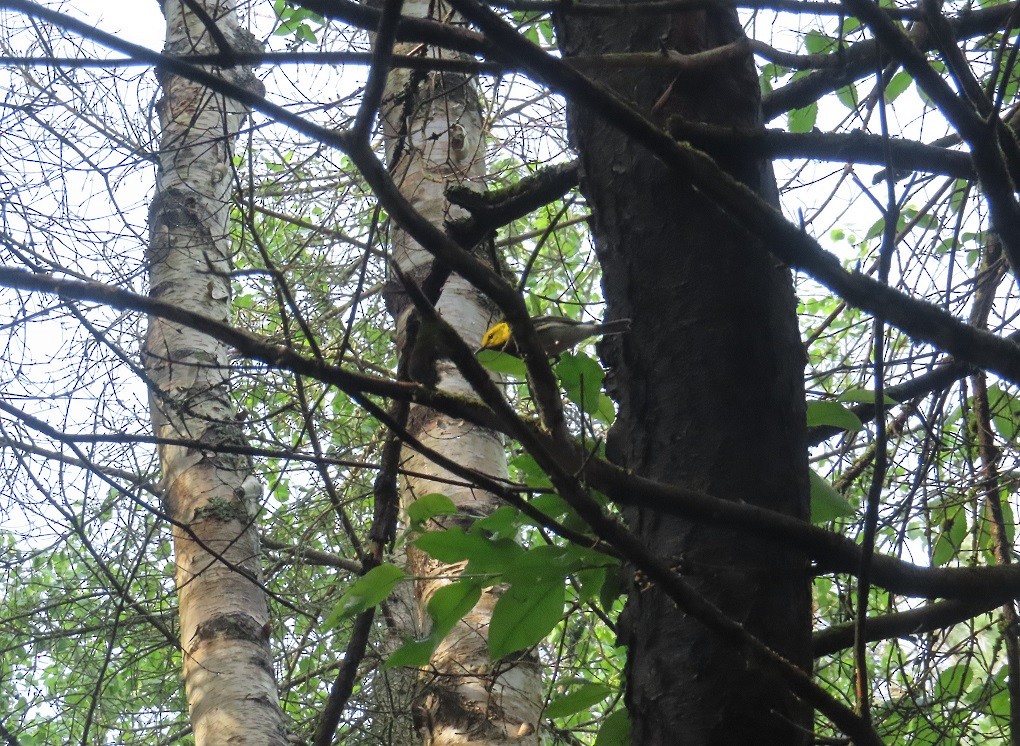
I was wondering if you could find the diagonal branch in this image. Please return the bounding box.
[813,596,1012,657]
[669,119,975,178]
[7,267,1020,608]
[762,2,1019,120]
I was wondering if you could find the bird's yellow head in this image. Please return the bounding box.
[479,321,512,351]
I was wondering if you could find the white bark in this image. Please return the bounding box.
[381,2,543,742]
[145,2,286,744]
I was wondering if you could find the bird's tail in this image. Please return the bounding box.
[595,318,631,336]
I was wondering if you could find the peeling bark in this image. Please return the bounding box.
[380,2,543,742]
[145,2,286,744]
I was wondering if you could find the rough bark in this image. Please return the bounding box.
[145,2,286,744]
[557,7,813,745]
[380,2,543,743]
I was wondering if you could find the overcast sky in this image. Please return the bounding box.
[72,0,165,48]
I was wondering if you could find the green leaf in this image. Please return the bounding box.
[788,102,818,133]
[575,566,608,602]
[545,682,616,719]
[809,470,855,523]
[990,667,1011,719]
[520,494,593,537]
[949,179,970,214]
[599,567,626,609]
[385,581,481,668]
[885,70,912,101]
[500,542,614,589]
[987,384,1020,440]
[536,18,554,44]
[935,662,972,698]
[865,215,887,240]
[556,353,605,415]
[503,544,576,585]
[594,709,630,746]
[806,400,864,431]
[511,452,553,489]
[385,636,440,668]
[596,393,616,424]
[804,30,834,54]
[477,349,528,378]
[489,578,565,657]
[414,528,523,575]
[997,488,1015,546]
[836,84,859,109]
[430,580,483,634]
[528,493,572,520]
[837,388,899,405]
[470,505,523,539]
[274,19,298,35]
[913,211,940,231]
[406,493,457,524]
[932,506,966,567]
[325,563,405,626]
[561,540,618,570]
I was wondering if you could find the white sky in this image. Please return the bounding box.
[69,0,165,49]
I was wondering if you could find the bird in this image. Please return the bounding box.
[478,315,631,358]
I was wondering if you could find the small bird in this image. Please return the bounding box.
[478,315,631,358]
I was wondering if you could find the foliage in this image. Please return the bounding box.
[0,0,1017,743]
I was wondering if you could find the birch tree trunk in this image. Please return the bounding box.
[379,3,543,742]
[145,2,286,743]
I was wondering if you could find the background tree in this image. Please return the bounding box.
[349,0,545,741]
[144,0,286,742]
[0,0,1018,745]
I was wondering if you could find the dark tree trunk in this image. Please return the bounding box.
[557,8,813,744]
